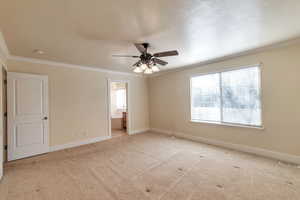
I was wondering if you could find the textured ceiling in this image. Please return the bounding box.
[1,0,300,73]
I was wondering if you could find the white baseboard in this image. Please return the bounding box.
[151,128,173,135]
[50,136,111,152]
[130,128,150,135]
[151,128,300,165]
[50,129,150,152]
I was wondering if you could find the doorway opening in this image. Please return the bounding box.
[108,80,129,138]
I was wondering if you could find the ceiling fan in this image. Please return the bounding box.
[112,43,179,74]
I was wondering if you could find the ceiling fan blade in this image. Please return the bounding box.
[153,58,168,66]
[134,43,147,53]
[112,55,140,58]
[153,50,179,57]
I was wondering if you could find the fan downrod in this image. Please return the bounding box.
[142,43,149,51]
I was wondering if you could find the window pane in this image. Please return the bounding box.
[221,67,261,126]
[116,89,126,109]
[191,74,221,121]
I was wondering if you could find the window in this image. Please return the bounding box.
[116,89,127,110]
[191,66,262,127]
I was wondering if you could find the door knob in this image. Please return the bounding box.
[43,117,48,120]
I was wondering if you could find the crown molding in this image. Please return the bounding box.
[8,55,143,77]
[150,36,300,77]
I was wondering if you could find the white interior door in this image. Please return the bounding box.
[7,72,49,161]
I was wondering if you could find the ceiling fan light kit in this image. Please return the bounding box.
[144,68,153,74]
[152,65,160,72]
[133,66,143,73]
[140,63,148,70]
[112,43,179,74]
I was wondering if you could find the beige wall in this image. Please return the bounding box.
[7,60,149,147]
[149,41,300,157]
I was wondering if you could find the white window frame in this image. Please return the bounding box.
[189,64,264,129]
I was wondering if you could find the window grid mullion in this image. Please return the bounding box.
[219,72,223,123]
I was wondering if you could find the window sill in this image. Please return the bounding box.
[190,120,264,130]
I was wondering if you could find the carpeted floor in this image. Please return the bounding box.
[111,129,127,138]
[0,132,299,200]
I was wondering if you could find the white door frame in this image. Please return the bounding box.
[107,79,131,137]
[0,64,5,180]
[7,72,49,161]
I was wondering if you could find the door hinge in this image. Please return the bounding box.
[4,112,7,117]
[4,145,7,150]
[4,80,7,84]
